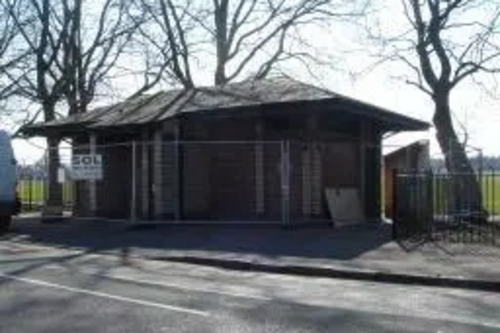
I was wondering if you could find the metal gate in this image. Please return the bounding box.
[392,170,433,243]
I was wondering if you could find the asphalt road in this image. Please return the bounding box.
[0,240,499,333]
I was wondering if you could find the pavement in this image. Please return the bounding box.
[1,240,500,332]
[4,217,500,292]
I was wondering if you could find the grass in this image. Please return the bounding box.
[432,174,500,216]
[18,179,74,210]
[480,174,500,216]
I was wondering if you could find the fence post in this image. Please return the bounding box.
[426,169,434,239]
[130,141,137,223]
[28,175,33,211]
[493,170,497,217]
[391,168,399,240]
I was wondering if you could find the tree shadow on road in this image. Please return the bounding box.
[6,218,393,262]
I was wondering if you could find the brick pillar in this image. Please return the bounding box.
[255,121,265,215]
[41,136,63,219]
[153,130,163,218]
[141,131,149,218]
[89,134,97,214]
[304,114,322,217]
[311,143,322,216]
[359,122,367,214]
[301,142,312,216]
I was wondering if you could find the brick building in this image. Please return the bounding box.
[25,78,429,223]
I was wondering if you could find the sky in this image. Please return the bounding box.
[5,0,500,164]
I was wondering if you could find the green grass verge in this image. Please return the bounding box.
[18,180,74,208]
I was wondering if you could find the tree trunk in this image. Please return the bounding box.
[433,93,487,222]
[214,0,228,86]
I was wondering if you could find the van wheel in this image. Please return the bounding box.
[0,215,12,234]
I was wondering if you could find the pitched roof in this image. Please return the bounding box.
[25,77,429,133]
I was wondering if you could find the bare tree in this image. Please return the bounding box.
[0,2,30,103]
[131,0,367,88]
[127,0,197,91]
[61,0,140,116]
[7,0,68,214]
[370,0,500,218]
[208,0,356,85]
[4,0,139,215]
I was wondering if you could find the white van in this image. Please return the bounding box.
[0,130,19,233]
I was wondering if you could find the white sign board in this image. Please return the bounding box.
[71,154,103,180]
[57,167,66,183]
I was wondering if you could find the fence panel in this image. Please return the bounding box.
[287,140,365,224]
[142,141,284,223]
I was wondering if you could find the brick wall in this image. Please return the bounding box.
[95,143,132,218]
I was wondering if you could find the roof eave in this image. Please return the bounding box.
[335,99,430,132]
[21,122,95,137]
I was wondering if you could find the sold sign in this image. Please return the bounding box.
[71,154,103,180]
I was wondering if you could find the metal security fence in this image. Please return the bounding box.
[141,141,286,222]
[287,140,365,224]
[21,139,367,225]
[22,141,290,223]
[393,170,500,247]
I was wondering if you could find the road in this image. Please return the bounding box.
[0,240,499,333]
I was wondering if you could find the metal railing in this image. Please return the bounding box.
[393,170,500,247]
